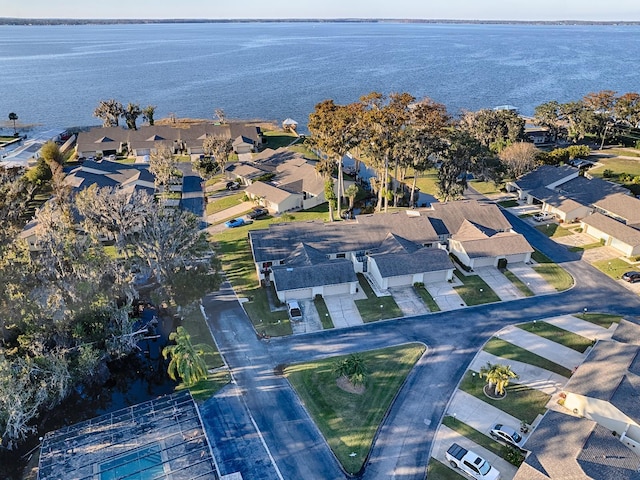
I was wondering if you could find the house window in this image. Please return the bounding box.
[336,253,346,258]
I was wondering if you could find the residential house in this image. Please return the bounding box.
[507,165,628,223]
[580,212,640,257]
[76,126,129,158]
[525,123,553,145]
[593,193,640,228]
[515,319,640,479]
[249,210,454,300]
[232,135,256,154]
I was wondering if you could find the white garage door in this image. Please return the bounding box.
[387,275,413,288]
[282,288,313,301]
[473,257,495,268]
[324,284,351,296]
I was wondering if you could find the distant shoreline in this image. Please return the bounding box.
[1,18,639,26]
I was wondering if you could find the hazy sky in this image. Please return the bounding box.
[5,0,640,21]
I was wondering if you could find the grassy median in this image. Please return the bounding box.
[285,344,425,475]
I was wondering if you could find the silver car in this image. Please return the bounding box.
[490,424,525,450]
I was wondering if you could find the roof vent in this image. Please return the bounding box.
[286,268,293,272]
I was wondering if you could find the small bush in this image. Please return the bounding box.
[602,169,614,178]
[504,446,525,466]
[413,282,425,288]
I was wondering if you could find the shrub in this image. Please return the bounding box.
[602,169,614,178]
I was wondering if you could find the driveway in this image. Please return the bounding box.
[474,267,523,301]
[323,293,364,328]
[291,299,323,334]
[426,280,467,311]
[507,263,555,295]
[389,287,429,316]
[544,314,614,341]
[207,201,255,224]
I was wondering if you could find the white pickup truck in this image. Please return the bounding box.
[445,443,501,480]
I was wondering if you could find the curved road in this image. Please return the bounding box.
[202,209,640,480]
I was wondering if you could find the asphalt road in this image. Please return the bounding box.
[202,203,640,480]
[177,163,205,223]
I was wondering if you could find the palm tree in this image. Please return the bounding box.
[8,112,18,135]
[162,326,215,387]
[333,353,368,387]
[479,362,519,397]
[345,184,359,210]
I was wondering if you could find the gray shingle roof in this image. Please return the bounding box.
[456,232,534,258]
[564,340,639,401]
[517,410,597,480]
[429,200,512,236]
[527,186,586,212]
[594,193,640,225]
[582,212,640,247]
[612,319,640,346]
[513,165,577,191]
[578,423,640,480]
[609,372,640,424]
[272,260,356,291]
[370,247,453,278]
[245,181,296,204]
[555,175,627,205]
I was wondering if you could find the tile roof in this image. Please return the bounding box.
[582,212,640,247]
[370,247,453,278]
[514,165,577,191]
[594,193,640,225]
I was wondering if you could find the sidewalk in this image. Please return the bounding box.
[496,325,585,370]
[544,314,614,341]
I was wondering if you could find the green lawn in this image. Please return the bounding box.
[459,371,550,424]
[590,156,640,178]
[354,274,403,322]
[483,337,572,378]
[315,296,334,329]
[262,130,298,149]
[531,250,574,291]
[413,285,440,312]
[497,199,519,208]
[410,168,440,201]
[427,459,465,479]
[592,257,636,280]
[174,308,229,401]
[568,241,604,253]
[502,270,534,297]
[285,344,426,475]
[442,416,524,466]
[574,312,622,328]
[517,321,593,353]
[453,271,501,306]
[205,192,245,215]
[535,223,573,238]
[243,288,292,337]
[469,180,504,196]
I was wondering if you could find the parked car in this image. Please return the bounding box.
[490,424,525,451]
[226,181,240,190]
[533,212,553,222]
[622,271,640,283]
[446,443,500,480]
[287,301,303,321]
[224,217,245,228]
[248,207,268,219]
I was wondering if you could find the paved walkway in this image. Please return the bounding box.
[323,293,365,328]
[475,267,523,301]
[426,279,466,311]
[471,351,568,396]
[496,325,586,370]
[507,263,556,295]
[544,314,614,341]
[433,424,518,480]
[389,287,429,316]
[291,299,323,334]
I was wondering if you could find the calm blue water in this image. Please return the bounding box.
[1,22,640,132]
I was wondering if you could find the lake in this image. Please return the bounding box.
[2,22,640,133]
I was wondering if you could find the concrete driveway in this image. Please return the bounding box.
[291,300,323,334]
[389,287,429,316]
[323,293,364,328]
[474,267,523,301]
[507,263,556,295]
[426,280,466,311]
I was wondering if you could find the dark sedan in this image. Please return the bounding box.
[622,271,640,283]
